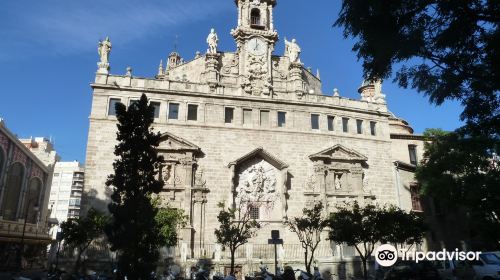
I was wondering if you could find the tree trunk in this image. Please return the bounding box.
[304,249,310,274]
[308,248,316,275]
[361,257,368,280]
[230,247,236,275]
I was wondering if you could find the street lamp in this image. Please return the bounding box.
[17,197,39,271]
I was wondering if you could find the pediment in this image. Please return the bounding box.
[158,132,201,154]
[309,144,368,162]
[228,147,289,170]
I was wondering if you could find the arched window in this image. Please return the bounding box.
[26,178,42,223]
[1,162,25,220]
[251,8,261,26]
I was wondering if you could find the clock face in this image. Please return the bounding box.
[247,37,267,56]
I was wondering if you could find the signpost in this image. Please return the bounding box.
[268,230,283,276]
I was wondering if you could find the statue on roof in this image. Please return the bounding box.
[206,28,219,54]
[98,36,112,65]
[285,38,301,63]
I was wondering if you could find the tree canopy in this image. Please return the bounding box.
[416,128,500,245]
[336,0,499,135]
[60,208,107,273]
[336,0,499,248]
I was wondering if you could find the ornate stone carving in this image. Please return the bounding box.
[222,53,239,74]
[241,54,272,96]
[236,160,278,204]
[305,174,319,193]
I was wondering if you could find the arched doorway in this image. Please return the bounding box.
[26,177,42,223]
[1,162,25,220]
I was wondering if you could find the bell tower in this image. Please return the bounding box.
[231,0,279,97]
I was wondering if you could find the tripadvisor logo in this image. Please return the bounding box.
[375,244,398,267]
[375,244,482,267]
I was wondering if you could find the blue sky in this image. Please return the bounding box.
[0,0,463,163]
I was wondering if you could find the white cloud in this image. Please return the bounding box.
[0,0,229,60]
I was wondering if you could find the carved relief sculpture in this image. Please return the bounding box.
[236,162,278,205]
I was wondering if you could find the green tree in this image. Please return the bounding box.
[284,202,328,275]
[328,202,425,280]
[60,208,107,274]
[416,128,500,245]
[335,0,499,248]
[379,205,427,251]
[105,94,166,280]
[155,206,188,247]
[214,202,261,275]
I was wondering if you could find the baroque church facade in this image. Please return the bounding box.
[85,0,427,275]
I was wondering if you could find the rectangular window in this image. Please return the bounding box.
[409,145,418,165]
[356,120,363,134]
[108,98,121,116]
[151,102,160,118]
[260,110,269,126]
[53,173,60,177]
[129,99,139,107]
[225,107,234,124]
[243,109,252,125]
[342,118,349,133]
[311,114,319,130]
[410,184,423,211]
[327,116,335,131]
[277,112,286,127]
[187,104,198,121]
[249,205,260,220]
[168,103,179,120]
[370,121,377,136]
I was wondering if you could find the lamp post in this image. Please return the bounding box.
[17,197,39,271]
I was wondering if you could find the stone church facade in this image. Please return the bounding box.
[85,0,426,276]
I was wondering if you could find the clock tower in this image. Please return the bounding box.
[231,0,278,96]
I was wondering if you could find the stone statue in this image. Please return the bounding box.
[335,174,342,190]
[285,38,301,63]
[206,28,219,54]
[98,36,112,64]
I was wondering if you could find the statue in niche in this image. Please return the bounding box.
[206,28,219,54]
[195,170,207,188]
[98,36,112,64]
[335,174,342,190]
[162,165,172,184]
[285,38,301,63]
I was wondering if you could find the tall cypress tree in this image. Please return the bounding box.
[105,94,165,279]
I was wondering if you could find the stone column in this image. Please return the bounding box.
[205,53,221,92]
[289,62,304,99]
